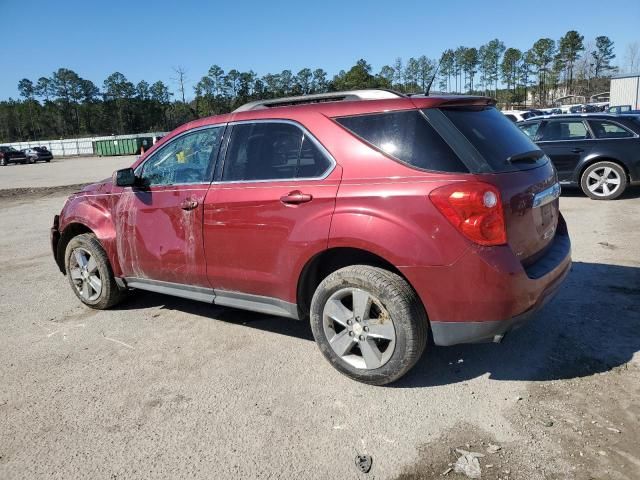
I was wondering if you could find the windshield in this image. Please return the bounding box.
[437,106,548,172]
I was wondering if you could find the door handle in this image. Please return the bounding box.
[280,190,313,205]
[571,148,584,153]
[180,199,199,211]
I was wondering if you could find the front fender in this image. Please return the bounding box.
[59,193,121,275]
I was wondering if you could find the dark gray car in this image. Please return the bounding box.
[22,146,53,164]
[518,114,640,199]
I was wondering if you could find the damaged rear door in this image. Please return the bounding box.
[114,126,224,287]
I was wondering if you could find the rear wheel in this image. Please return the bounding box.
[65,233,125,309]
[310,265,428,385]
[580,161,627,200]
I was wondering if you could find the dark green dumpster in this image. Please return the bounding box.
[93,137,153,156]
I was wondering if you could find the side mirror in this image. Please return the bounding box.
[113,168,136,187]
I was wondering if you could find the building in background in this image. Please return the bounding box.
[609,73,640,109]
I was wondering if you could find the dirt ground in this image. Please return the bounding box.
[0,155,135,189]
[0,158,638,479]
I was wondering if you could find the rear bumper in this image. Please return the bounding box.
[401,216,572,346]
[429,245,570,345]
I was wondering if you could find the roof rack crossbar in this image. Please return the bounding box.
[233,89,405,112]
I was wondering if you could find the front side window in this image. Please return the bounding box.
[335,110,468,173]
[519,122,542,140]
[539,120,591,141]
[140,127,223,186]
[588,120,634,139]
[222,122,331,181]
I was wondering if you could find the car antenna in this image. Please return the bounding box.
[424,59,441,96]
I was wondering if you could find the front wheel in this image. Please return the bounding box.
[580,161,627,200]
[0,157,6,166]
[310,265,428,385]
[65,233,125,309]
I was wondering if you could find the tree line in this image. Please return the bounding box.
[0,31,623,143]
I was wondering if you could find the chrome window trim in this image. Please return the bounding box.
[214,119,337,184]
[134,124,227,187]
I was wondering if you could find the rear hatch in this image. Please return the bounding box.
[423,105,560,263]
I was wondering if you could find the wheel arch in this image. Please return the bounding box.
[296,247,425,322]
[578,156,630,183]
[56,222,95,273]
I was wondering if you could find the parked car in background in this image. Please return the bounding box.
[570,104,600,114]
[518,114,640,199]
[0,146,28,166]
[51,89,571,385]
[608,105,632,114]
[501,109,540,122]
[22,146,53,164]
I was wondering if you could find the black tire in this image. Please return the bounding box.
[64,233,125,309]
[45,159,51,163]
[580,161,627,200]
[310,265,428,385]
[28,157,35,164]
[0,157,6,166]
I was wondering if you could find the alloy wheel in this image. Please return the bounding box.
[69,248,102,302]
[586,166,622,197]
[322,287,396,370]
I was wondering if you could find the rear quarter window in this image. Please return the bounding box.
[335,110,469,173]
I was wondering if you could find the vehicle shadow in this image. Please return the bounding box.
[114,261,639,387]
[116,289,316,341]
[395,261,640,388]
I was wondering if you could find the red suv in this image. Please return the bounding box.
[51,90,571,385]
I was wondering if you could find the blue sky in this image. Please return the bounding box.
[1,0,639,99]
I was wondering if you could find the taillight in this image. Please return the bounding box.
[429,182,507,246]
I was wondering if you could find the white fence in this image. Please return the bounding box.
[1,132,167,157]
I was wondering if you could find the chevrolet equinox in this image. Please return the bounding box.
[51,90,571,385]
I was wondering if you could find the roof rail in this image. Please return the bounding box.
[233,89,405,112]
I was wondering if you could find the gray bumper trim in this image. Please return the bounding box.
[430,311,535,346]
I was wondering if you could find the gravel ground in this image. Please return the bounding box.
[0,155,135,189]
[0,166,638,479]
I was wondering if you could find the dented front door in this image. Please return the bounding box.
[113,126,224,287]
[114,185,210,286]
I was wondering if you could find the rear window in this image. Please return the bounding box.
[335,110,469,173]
[588,120,634,139]
[439,106,547,172]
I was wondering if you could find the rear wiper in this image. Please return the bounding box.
[506,150,545,163]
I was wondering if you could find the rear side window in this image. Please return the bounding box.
[222,122,332,181]
[335,110,468,173]
[519,122,541,140]
[588,120,634,139]
[440,106,545,171]
[539,120,590,141]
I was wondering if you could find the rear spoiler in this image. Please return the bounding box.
[411,96,497,109]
